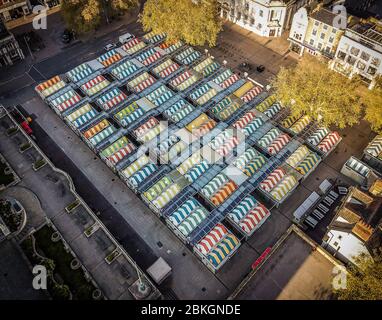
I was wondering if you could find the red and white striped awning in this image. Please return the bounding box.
[260,168,285,192]
[142,51,162,66]
[318,131,340,154]
[233,111,256,129]
[216,136,239,156]
[221,74,240,89]
[134,76,156,93]
[134,117,159,136]
[196,223,228,255]
[108,143,135,165]
[57,94,81,112]
[267,134,290,155]
[159,63,179,78]
[82,75,105,90]
[171,70,192,87]
[241,86,263,103]
[240,204,270,234]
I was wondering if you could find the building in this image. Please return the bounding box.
[289,7,345,58]
[0,0,31,22]
[229,225,343,300]
[218,0,318,37]
[330,18,382,89]
[0,18,24,67]
[322,183,382,267]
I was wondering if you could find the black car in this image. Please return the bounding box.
[257,65,266,73]
[61,29,73,44]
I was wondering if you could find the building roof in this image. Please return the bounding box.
[310,8,338,26]
[325,184,382,256]
[229,225,342,300]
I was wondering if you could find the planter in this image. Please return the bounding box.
[65,200,80,213]
[51,231,61,243]
[33,159,47,171]
[92,289,102,300]
[6,127,18,136]
[70,258,81,270]
[105,249,121,265]
[19,142,32,153]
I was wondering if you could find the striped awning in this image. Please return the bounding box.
[318,131,340,154]
[196,223,228,255]
[129,163,157,188]
[51,89,81,113]
[260,168,286,192]
[229,195,258,223]
[270,175,297,202]
[122,155,150,178]
[169,198,200,226]
[307,127,329,146]
[97,88,127,110]
[239,204,270,235]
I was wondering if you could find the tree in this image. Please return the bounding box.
[362,77,382,134]
[335,253,382,300]
[140,0,222,47]
[61,0,138,34]
[271,56,363,129]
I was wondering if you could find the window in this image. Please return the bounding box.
[293,32,302,41]
[371,57,381,67]
[333,241,339,247]
[250,17,255,25]
[350,46,360,56]
[337,51,346,60]
[317,43,322,50]
[245,2,249,10]
[332,28,337,33]
[329,36,334,43]
[312,29,317,36]
[357,61,366,71]
[259,10,263,17]
[257,23,262,30]
[347,56,356,65]
[309,39,314,46]
[361,51,370,61]
[325,46,331,53]
[237,12,241,20]
[314,21,319,26]
[320,33,325,40]
[367,66,377,75]
[323,25,328,30]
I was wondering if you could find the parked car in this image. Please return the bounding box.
[257,65,266,73]
[61,29,73,44]
[10,106,33,137]
[104,43,117,51]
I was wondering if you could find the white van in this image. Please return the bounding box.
[119,33,134,44]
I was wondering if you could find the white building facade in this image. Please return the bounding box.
[330,23,382,89]
[218,0,316,37]
[0,0,31,22]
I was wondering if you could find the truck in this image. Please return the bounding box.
[119,32,134,44]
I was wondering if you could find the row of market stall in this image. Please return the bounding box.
[35,32,342,273]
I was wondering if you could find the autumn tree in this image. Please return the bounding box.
[362,77,382,134]
[271,56,364,129]
[335,254,382,300]
[61,0,138,34]
[140,0,222,47]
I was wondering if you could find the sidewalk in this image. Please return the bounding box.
[223,21,293,57]
[6,6,62,30]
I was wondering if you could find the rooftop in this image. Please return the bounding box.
[310,8,338,27]
[229,225,342,300]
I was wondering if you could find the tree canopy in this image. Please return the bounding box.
[140,0,222,47]
[335,254,382,300]
[61,0,138,33]
[271,56,364,129]
[362,77,382,134]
